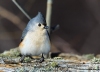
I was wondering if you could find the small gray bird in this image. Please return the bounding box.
[19,12,50,63]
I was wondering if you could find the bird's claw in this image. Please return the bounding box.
[39,57,44,63]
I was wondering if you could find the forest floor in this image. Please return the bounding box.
[0,48,100,72]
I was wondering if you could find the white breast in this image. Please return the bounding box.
[19,29,50,56]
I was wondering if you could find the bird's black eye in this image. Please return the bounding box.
[38,23,41,27]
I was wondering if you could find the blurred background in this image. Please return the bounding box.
[0,0,100,54]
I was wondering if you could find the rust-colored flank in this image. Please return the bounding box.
[19,42,24,48]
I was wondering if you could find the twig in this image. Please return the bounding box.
[12,0,31,20]
[46,0,53,33]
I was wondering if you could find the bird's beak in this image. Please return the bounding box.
[44,26,49,29]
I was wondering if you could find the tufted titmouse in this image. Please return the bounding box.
[19,12,50,63]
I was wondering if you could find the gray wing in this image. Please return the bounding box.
[21,28,28,42]
[46,30,50,41]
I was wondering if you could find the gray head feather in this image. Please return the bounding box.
[33,12,46,24]
[27,12,46,30]
[21,12,46,41]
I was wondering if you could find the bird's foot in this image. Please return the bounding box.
[19,55,25,63]
[39,57,44,63]
[39,53,44,63]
